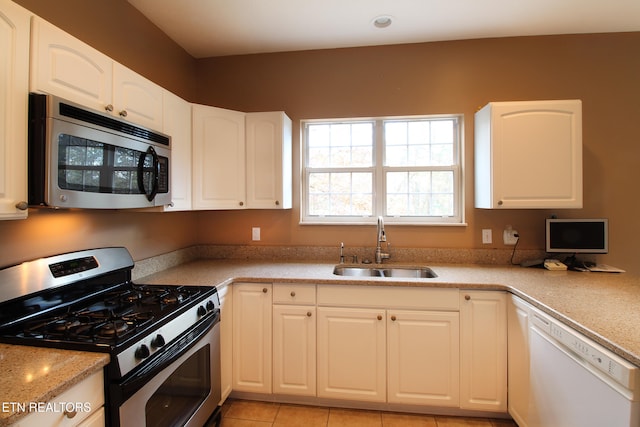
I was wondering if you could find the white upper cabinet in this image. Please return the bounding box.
[246,112,292,209]
[0,0,31,220]
[475,100,582,209]
[112,63,163,130]
[30,16,113,113]
[30,17,163,131]
[162,91,192,211]
[192,104,246,210]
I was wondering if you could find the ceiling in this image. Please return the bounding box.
[127,0,640,58]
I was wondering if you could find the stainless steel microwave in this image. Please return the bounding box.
[28,93,171,209]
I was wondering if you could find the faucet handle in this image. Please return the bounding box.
[339,242,345,264]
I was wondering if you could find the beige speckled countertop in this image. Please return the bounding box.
[141,259,640,366]
[0,344,108,426]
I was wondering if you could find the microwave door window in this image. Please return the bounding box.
[58,134,147,195]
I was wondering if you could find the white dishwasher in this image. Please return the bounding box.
[528,307,640,427]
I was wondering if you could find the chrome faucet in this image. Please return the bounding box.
[375,216,390,263]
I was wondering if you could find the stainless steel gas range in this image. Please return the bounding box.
[0,247,221,427]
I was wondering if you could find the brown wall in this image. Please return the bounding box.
[2,0,640,274]
[194,34,640,272]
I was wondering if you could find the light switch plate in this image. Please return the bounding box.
[252,227,261,241]
[482,229,492,244]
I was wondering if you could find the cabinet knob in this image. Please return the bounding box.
[377,314,383,320]
[275,200,280,206]
[290,291,296,297]
[14,201,28,211]
[105,104,114,112]
[465,294,471,301]
[239,201,244,206]
[391,315,397,321]
[307,311,312,317]
[263,287,268,293]
[498,200,504,206]
[119,110,128,118]
[63,409,78,419]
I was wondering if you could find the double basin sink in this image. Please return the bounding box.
[333,265,437,278]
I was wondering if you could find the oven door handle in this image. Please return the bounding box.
[137,146,160,202]
[115,310,219,402]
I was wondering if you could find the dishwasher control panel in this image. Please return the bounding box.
[531,310,639,389]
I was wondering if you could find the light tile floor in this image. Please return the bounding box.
[219,399,518,427]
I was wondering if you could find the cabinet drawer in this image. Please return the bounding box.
[273,283,316,304]
[317,285,459,311]
[16,371,104,427]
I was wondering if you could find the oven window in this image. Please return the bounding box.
[57,134,158,194]
[146,344,211,427]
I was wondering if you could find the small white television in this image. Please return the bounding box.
[545,218,608,254]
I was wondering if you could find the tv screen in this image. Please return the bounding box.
[546,219,608,254]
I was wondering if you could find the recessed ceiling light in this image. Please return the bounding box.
[372,15,393,29]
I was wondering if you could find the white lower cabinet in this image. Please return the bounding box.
[317,306,387,402]
[232,283,272,393]
[272,283,317,396]
[14,371,104,427]
[507,294,533,427]
[273,304,316,396]
[387,310,460,406]
[459,291,507,412]
[218,284,233,403]
[229,283,507,416]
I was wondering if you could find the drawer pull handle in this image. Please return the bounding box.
[263,288,268,293]
[377,314,383,320]
[307,311,312,317]
[290,291,296,297]
[64,409,77,419]
[464,295,471,301]
[391,315,397,321]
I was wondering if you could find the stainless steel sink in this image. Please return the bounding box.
[333,265,437,278]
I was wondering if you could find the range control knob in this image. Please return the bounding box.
[135,344,150,360]
[206,300,215,311]
[197,305,207,316]
[151,334,165,349]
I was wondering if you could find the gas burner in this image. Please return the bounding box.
[161,293,184,305]
[98,320,129,338]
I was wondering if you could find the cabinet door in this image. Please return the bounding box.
[218,284,233,403]
[387,310,460,407]
[460,291,507,411]
[273,305,316,396]
[192,104,246,209]
[508,295,532,427]
[245,112,292,209]
[0,0,30,220]
[162,91,192,211]
[317,306,386,402]
[232,283,271,393]
[113,63,163,130]
[30,16,113,112]
[475,100,582,209]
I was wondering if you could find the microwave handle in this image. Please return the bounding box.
[138,146,160,202]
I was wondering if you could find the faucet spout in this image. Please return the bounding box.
[375,216,390,263]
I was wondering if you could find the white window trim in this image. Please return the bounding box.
[300,115,466,226]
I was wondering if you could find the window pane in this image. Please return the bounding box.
[386,171,454,217]
[307,122,373,167]
[384,119,455,167]
[308,172,372,216]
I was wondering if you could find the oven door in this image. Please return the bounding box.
[46,117,171,209]
[116,321,221,427]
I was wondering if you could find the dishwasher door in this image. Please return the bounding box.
[529,322,640,427]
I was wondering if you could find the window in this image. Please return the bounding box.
[301,115,464,225]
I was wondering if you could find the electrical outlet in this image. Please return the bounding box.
[252,227,261,241]
[482,229,492,244]
[503,225,519,245]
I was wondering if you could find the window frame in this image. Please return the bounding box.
[301,114,465,226]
